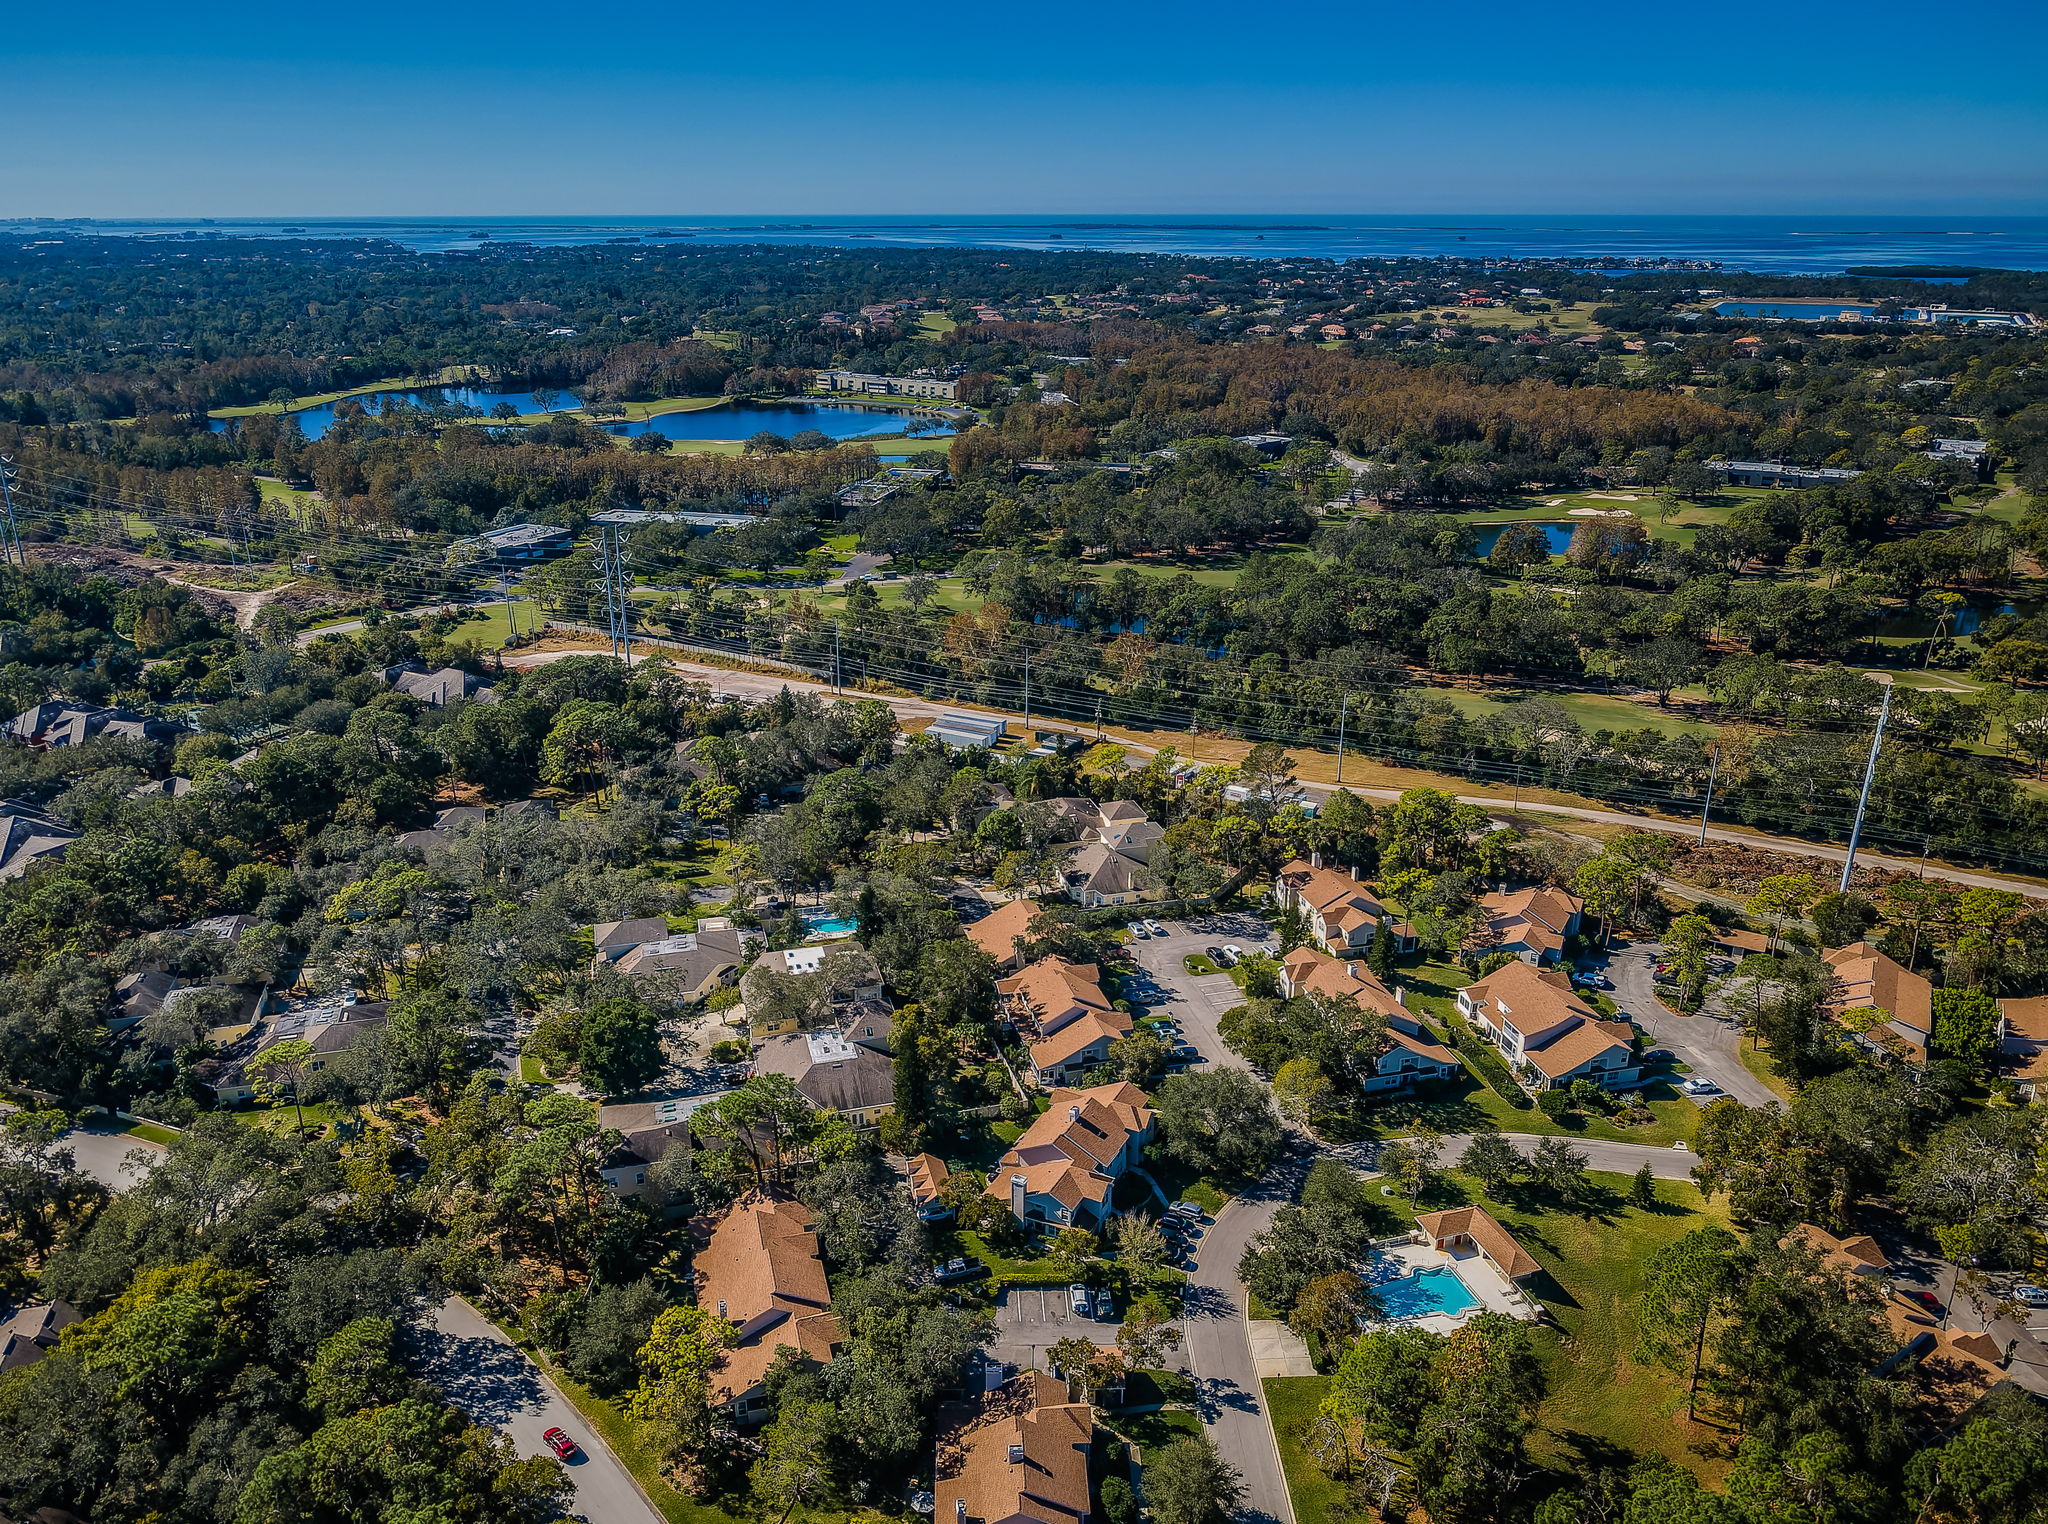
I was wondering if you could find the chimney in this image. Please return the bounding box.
[1008,1445,1026,1465]
[717,1300,727,1319]
[1352,866,1362,881]
[1010,1173,1027,1217]
[1310,850,1321,868]
[957,1504,968,1522]
[1068,1105,1081,1122]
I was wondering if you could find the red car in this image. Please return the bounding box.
[543,1427,580,1460]
[1904,1289,1943,1314]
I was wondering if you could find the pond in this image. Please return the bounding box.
[1471,522,1576,558]
[604,401,953,444]
[213,385,581,440]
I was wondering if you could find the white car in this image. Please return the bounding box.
[1677,1077,1721,1098]
[2015,1283,2048,1307]
[1221,944,1246,964]
[1144,919,1168,937]
[1069,1284,1092,1317]
[1126,922,1149,939]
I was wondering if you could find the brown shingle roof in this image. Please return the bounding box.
[967,899,1041,965]
[694,1195,840,1404]
[985,1082,1153,1214]
[1415,1205,1540,1279]
[1823,942,1933,1041]
[936,1371,1094,1524]
[998,958,1113,1030]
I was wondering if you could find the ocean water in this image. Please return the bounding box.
[8,214,2048,275]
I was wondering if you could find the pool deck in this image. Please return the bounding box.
[1370,1238,1540,1333]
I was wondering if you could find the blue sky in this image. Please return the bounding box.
[4,0,2045,216]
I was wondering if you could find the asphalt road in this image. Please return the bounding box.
[1122,914,1272,1074]
[64,1125,168,1189]
[1184,1167,1300,1524]
[1434,1132,1701,1181]
[1602,940,1780,1107]
[418,1296,665,1524]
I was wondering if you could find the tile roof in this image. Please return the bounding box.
[936,1371,1094,1524]
[1823,942,1934,1044]
[694,1195,840,1404]
[967,899,1041,965]
[1788,1222,1891,1277]
[907,1153,951,1206]
[1280,947,1406,1021]
[1519,1017,1637,1079]
[986,1082,1153,1214]
[1276,860,1387,924]
[1461,961,1598,1041]
[1477,885,1582,957]
[1415,1205,1540,1279]
[998,958,1113,1029]
[1029,1009,1132,1072]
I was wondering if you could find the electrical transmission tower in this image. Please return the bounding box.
[0,456,24,567]
[590,526,633,662]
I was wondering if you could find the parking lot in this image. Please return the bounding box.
[990,1284,1132,1373]
[1121,913,1272,1073]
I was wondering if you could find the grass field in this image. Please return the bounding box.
[1431,686,1715,740]
[442,599,539,648]
[1265,1171,1733,1524]
[114,1117,182,1146]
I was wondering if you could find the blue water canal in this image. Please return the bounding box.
[1471,522,1577,558]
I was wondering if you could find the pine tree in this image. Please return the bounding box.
[1367,918,1395,982]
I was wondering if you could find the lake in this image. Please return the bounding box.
[213,385,581,440]
[1472,522,1576,558]
[606,401,953,443]
[214,391,950,445]
[1712,300,1881,320]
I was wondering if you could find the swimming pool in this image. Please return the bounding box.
[801,912,860,939]
[1377,1267,1480,1320]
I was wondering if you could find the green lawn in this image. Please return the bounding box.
[1266,1171,1734,1524]
[1265,1375,1351,1524]
[113,1118,181,1146]
[1430,687,1716,740]
[442,599,538,649]
[517,1052,555,1087]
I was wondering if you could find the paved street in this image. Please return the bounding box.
[1869,1221,2048,1397]
[1602,940,1779,1106]
[1122,914,1273,1073]
[1184,1160,1301,1524]
[65,1124,168,1189]
[1435,1132,1701,1181]
[418,1297,665,1524]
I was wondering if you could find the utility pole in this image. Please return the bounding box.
[832,626,842,693]
[0,455,26,566]
[1094,696,1103,742]
[1335,693,1348,785]
[1697,744,1720,844]
[1022,646,1032,730]
[1839,682,1893,893]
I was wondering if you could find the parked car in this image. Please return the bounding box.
[934,1256,986,1283]
[542,1427,579,1460]
[1643,1048,1675,1065]
[1221,944,1246,964]
[1898,1287,1943,1314]
[1167,1201,1205,1222]
[1677,1077,1721,1097]
[1094,1288,1114,1319]
[1144,919,1168,937]
[1070,1284,1092,1316]
[1172,1045,1205,1062]
[1203,945,1227,963]
[1127,922,1149,939]
[2013,1283,2048,1306]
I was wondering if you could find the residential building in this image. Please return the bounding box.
[966,898,1042,971]
[0,800,79,881]
[934,1370,1094,1524]
[128,775,194,801]
[1791,1223,2011,1419]
[814,370,957,401]
[0,1300,79,1373]
[999,957,1131,1087]
[590,917,674,962]
[1272,858,1415,956]
[908,1153,952,1221]
[1457,962,1641,1092]
[695,1196,841,1423]
[1474,885,1584,965]
[1414,1206,1540,1280]
[752,1024,894,1127]
[597,1093,727,1199]
[6,700,180,750]
[1822,942,1933,1060]
[1996,995,2048,1099]
[383,665,497,707]
[613,926,750,1002]
[740,942,883,1035]
[984,1081,1154,1231]
[397,803,491,851]
[194,994,390,1104]
[1059,841,1155,908]
[1279,948,1459,1092]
